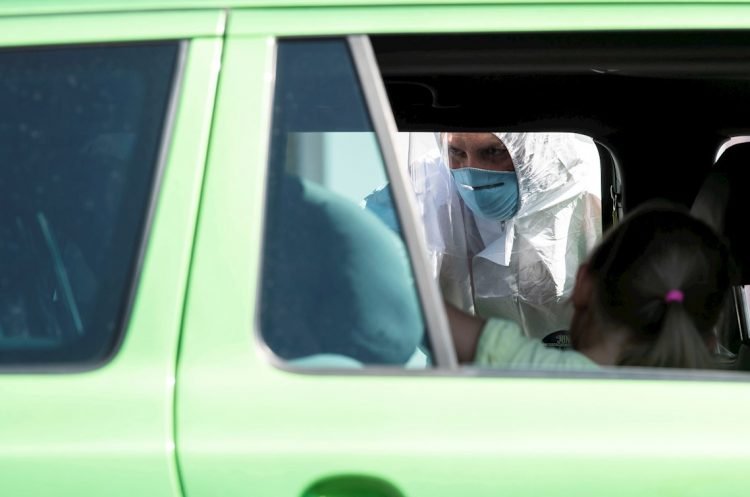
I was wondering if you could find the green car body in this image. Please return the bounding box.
[1,2,749,496]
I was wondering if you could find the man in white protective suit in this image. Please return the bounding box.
[366,132,602,340]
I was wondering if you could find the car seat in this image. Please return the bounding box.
[692,142,750,368]
[261,175,426,367]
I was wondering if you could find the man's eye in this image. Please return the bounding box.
[486,147,508,157]
[448,147,466,158]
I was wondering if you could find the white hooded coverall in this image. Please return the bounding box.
[405,132,602,339]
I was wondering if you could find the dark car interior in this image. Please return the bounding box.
[372,30,750,367]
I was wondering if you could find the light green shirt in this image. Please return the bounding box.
[475,318,599,370]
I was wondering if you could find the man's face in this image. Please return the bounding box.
[446,133,515,171]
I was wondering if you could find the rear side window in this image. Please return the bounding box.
[0,43,180,367]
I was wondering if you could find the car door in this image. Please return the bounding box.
[175,4,750,497]
[0,8,223,496]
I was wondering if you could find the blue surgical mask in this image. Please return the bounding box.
[451,167,520,221]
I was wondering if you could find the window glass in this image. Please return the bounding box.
[0,43,179,366]
[284,132,387,205]
[261,39,429,369]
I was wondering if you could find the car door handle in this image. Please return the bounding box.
[303,474,405,497]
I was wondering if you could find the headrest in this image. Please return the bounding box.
[704,142,750,283]
[261,175,425,364]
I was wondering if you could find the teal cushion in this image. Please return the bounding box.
[261,176,425,365]
[287,354,363,368]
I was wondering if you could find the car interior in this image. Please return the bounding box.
[371,30,750,369]
[261,33,750,372]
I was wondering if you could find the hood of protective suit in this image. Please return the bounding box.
[497,132,598,217]
[409,132,602,337]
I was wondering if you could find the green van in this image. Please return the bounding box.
[2,1,750,496]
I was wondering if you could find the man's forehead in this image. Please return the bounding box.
[446,132,503,146]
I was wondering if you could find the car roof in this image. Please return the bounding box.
[0,0,743,17]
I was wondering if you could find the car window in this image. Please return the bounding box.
[260,37,608,372]
[261,32,746,375]
[0,42,180,367]
[260,39,429,369]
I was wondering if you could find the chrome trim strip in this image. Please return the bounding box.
[347,35,458,370]
[270,361,750,382]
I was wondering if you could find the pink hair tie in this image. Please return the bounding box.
[664,289,684,303]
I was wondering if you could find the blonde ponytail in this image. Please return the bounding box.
[584,203,734,369]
